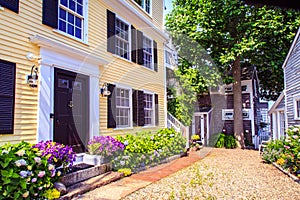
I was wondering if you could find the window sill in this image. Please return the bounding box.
[53,29,89,46]
[140,65,155,72]
[113,127,134,131]
[112,54,133,64]
[142,125,156,129]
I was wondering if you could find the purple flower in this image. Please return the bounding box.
[38,171,46,178]
[15,159,27,167]
[31,178,37,183]
[19,171,28,178]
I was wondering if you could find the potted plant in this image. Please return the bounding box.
[84,136,125,165]
[190,135,202,151]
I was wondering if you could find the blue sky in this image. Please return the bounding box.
[164,0,173,18]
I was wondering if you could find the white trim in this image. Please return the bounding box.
[131,0,152,17]
[282,27,300,69]
[37,46,100,143]
[115,14,132,61]
[293,93,300,120]
[268,92,284,115]
[115,84,133,129]
[143,90,155,126]
[30,35,108,68]
[57,0,89,43]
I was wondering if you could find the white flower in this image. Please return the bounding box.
[48,164,55,171]
[34,157,41,164]
[120,160,125,166]
[124,140,129,146]
[170,134,174,137]
[15,159,27,167]
[293,128,299,133]
[1,150,9,155]
[16,149,26,157]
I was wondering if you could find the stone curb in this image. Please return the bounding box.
[272,162,300,184]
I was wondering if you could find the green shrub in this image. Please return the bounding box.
[0,141,61,199]
[215,133,237,149]
[113,128,186,171]
[262,126,300,177]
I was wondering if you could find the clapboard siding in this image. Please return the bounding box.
[284,32,300,127]
[0,0,165,144]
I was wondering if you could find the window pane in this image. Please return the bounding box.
[75,28,82,39]
[61,0,68,7]
[59,8,67,20]
[59,20,66,32]
[69,0,76,11]
[77,4,83,15]
[67,24,74,35]
[68,13,74,23]
[75,17,82,27]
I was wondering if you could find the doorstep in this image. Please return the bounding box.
[59,171,124,200]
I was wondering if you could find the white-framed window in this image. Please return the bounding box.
[293,94,300,120]
[165,50,173,66]
[144,92,154,126]
[116,87,131,128]
[115,18,130,60]
[58,0,86,40]
[133,0,151,14]
[143,36,153,69]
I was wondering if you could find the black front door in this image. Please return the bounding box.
[54,68,89,153]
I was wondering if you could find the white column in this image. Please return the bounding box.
[90,76,99,138]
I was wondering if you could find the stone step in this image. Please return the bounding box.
[59,171,124,200]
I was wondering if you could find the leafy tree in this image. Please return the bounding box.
[166,0,300,147]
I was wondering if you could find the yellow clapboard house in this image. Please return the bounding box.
[0,0,167,152]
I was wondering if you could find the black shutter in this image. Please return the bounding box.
[0,0,19,13]
[107,84,116,128]
[131,26,137,63]
[132,89,138,126]
[153,40,158,72]
[155,94,159,126]
[137,30,144,65]
[107,10,116,54]
[0,60,16,134]
[137,90,145,126]
[42,0,58,28]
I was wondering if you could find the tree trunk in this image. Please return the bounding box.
[232,55,245,148]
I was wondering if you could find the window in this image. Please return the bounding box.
[134,0,151,14]
[58,0,85,40]
[116,88,131,127]
[115,18,130,59]
[0,0,19,13]
[294,95,300,120]
[143,36,153,69]
[144,93,154,126]
[0,59,16,134]
[242,85,247,92]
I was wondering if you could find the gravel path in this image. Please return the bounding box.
[123,148,300,200]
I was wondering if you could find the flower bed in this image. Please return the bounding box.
[0,141,75,199]
[112,128,186,172]
[262,126,300,178]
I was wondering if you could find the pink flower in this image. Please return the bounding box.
[31,178,37,183]
[38,171,45,178]
[284,145,290,149]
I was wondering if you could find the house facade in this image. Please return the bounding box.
[283,27,300,128]
[0,0,167,152]
[193,66,263,148]
[268,93,285,140]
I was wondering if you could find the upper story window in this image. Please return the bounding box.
[59,0,85,40]
[143,36,153,69]
[107,10,158,71]
[42,0,87,42]
[115,18,130,59]
[134,0,151,14]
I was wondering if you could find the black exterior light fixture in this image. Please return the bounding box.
[101,82,111,97]
[27,65,38,88]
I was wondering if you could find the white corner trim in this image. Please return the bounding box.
[293,94,300,120]
[29,35,109,66]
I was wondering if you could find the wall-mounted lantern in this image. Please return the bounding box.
[100,82,111,97]
[26,65,38,88]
